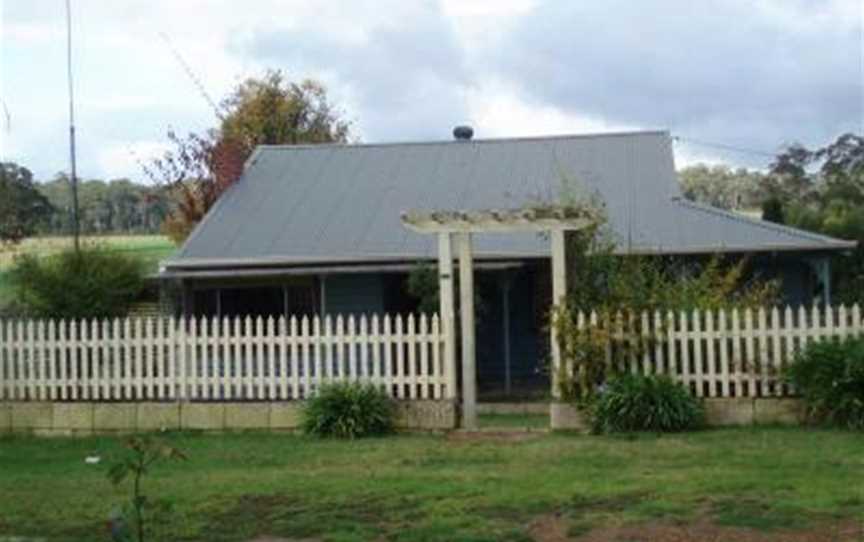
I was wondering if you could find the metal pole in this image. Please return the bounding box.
[65,0,80,252]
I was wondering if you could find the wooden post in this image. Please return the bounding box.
[500,274,513,396]
[550,229,567,399]
[458,232,477,430]
[438,233,457,400]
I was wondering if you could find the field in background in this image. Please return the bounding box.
[0,235,175,306]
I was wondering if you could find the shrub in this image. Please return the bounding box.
[590,374,704,433]
[302,382,395,439]
[785,337,864,430]
[8,246,145,319]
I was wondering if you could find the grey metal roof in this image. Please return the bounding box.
[166,130,854,270]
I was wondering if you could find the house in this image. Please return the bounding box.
[159,129,854,396]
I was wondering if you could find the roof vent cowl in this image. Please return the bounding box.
[453,125,474,141]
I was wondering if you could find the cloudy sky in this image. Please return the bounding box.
[1,0,862,181]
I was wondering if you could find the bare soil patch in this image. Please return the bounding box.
[446,430,544,443]
[529,514,864,542]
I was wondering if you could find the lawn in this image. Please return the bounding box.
[1,428,862,541]
[0,235,175,306]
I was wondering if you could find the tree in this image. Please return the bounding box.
[149,70,351,243]
[761,197,785,224]
[678,164,764,210]
[0,162,52,244]
[767,133,864,303]
[35,174,171,236]
[220,70,350,156]
[146,132,247,242]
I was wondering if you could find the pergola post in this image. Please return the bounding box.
[457,232,477,430]
[550,229,567,400]
[437,233,457,399]
[401,207,595,428]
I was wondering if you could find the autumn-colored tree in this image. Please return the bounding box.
[146,131,247,242]
[220,70,350,155]
[149,70,351,243]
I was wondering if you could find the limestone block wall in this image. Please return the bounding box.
[0,400,458,436]
[550,398,806,431]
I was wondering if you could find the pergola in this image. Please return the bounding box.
[401,207,598,429]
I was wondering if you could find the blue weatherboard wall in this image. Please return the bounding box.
[324,274,385,315]
[321,270,544,387]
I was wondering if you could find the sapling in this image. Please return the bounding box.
[107,435,186,542]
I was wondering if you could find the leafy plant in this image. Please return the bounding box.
[302,382,395,439]
[107,436,186,542]
[553,221,780,401]
[7,245,145,319]
[590,374,704,433]
[406,263,439,314]
[785,337,864,430]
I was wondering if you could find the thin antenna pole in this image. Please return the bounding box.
[66,0,80,252]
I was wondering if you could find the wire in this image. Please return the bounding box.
[158,32,225,121]
[673,136,776,158]
[0,98,10,132]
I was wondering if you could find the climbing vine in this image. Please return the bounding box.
[552,220,781,403]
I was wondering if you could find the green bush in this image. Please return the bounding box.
[302,382,395,439]
[8,246,145,319]
[590,374,704,433]
[785,337,864,430]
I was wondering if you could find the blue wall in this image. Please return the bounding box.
[323,274,385,315]
[476,270,543,387]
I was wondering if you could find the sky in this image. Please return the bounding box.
[0,0,862,182]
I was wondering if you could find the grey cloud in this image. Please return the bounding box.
[235,4,471,142]
[480,0,862,165]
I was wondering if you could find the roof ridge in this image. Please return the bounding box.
[255,129,670,152]
[672,197,855,246]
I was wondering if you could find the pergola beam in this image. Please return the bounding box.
[402,209,595,234]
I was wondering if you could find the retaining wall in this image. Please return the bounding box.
[550,398,806,431]
[0,400,457,436]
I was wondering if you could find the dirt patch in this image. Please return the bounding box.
[247,538,320,542]
[446,430,544,443]
[569,491,651,513]
[567,518,864,542]
[528,513,571,542]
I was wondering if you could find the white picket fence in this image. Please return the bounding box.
[569,304,864,398]
[0,313,452,402]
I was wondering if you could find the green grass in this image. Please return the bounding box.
[1,428,862,541]
[0,235,175,307]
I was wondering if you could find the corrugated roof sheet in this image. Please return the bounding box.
[167,130,853,269]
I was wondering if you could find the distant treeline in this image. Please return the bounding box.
[35,175,172,235]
